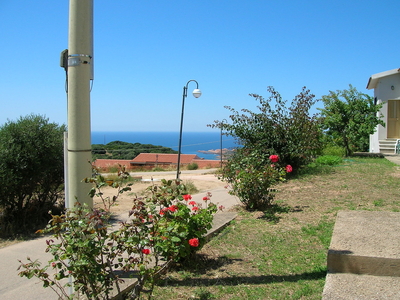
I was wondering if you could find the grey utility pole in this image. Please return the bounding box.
[66,0,94,208]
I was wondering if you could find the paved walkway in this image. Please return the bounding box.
[382,153,400,165]
[0,183,239,299]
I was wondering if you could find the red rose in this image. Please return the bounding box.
[192,206,199,211]
[183,194,192,201]
[188,238,199,247]
[286,165,293,173]
[269,155,279,163]
[202,196,210,201]
[160,207,169,215]
[188,201,196,206]
[168,205,178,212]
[142,249,150,255]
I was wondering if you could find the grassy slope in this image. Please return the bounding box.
[150,157,400,300]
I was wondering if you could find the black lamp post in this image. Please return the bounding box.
[176,80,201,179]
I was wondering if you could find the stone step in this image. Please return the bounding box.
[323,273,400,299]
[323,211,400,299]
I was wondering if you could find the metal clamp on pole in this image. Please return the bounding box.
[68,54,92,67]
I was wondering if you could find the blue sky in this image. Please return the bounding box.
[0,0,399,132]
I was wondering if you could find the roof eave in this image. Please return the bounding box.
[367,68,400,90]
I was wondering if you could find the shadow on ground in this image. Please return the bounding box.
[157,254,326,287]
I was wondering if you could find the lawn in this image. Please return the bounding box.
[150,157,400,300]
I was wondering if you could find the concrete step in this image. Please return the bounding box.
[322,211,400,299]
[323,273,400,299]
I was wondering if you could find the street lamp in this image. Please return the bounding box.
[176,80,202,179]
[220,119,227,168]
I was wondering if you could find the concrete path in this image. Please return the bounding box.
[0,184,239,300]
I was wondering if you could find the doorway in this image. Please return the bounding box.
[387,100,400,138]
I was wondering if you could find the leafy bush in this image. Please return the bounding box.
[182,180,199,195]
[315,155,342,166]
[319,85,384,156]
[18,176,219,299]
[322,145,346,157]
[84,164,133,211]
[0,114,66,237]
[187,162,199,170]
[210,86,323,171]
[220,149,292,210]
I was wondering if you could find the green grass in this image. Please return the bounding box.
[148,157,400,299]
[152,214,333,299]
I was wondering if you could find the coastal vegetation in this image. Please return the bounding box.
[2,84,389,298]
[0,114,65,238]
[319,84,384,156]
[92,140,178,160]
[210,86,323,210]
[210,85,384,210]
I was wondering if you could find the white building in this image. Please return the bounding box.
[367,68,400,153]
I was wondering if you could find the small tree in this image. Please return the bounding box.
[210,86,323,170]
[319,85,384,156]
[209,86,323,210]
[0,114,66,236]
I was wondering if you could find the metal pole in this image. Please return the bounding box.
[220,119,227,169]
[176,86,187,179]
[220,126,223,168]
[67,0,93,207]
[176,80,201,179]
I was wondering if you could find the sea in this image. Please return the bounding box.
[91,131,238,160]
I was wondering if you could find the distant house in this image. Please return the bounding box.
[367,68,400,153]
[93,153,221,171]
[130,153,200,169]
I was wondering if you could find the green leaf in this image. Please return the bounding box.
[171,236,181,242]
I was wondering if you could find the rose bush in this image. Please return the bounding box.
[18,173,220,300]
[221,150,293,210]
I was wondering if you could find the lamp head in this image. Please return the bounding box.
[192,88,202,98]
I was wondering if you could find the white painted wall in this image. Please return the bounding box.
[369,72,400,153]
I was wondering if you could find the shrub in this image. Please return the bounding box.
[18,177,219,299]
[84,163,133,211]
[322,145,346,157]
[319,85,384,156]
[187,162,199,170]
[220,149,292,210]
[210,86,323,171]
[315,155,342,166]
[182,180,199,195]
[0,114,66,237]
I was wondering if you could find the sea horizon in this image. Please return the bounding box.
[91,131,238,160]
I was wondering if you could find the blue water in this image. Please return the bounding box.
[91,131,238,160]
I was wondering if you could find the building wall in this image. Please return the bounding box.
[370,73,400,153]
[93,158,221,172]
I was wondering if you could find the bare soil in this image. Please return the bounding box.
[93,172,226,215]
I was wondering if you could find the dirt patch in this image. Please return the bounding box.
[93,173,226,216]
